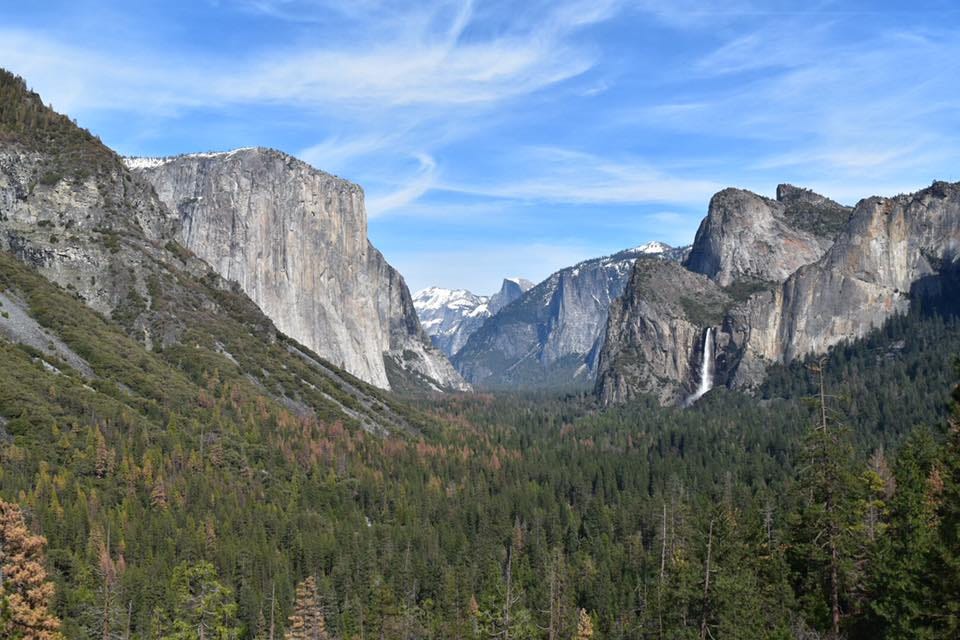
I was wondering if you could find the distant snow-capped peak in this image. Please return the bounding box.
[631,241,671,254]
[413,287,487,312]
[413,277,532,358]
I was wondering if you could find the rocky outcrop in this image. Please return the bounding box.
[0,142,196,351]
[599,181,960,405]
[127,148,468,392]
[684,186,849,287]
[0,68,442,434]
[454,244,686,389]
[488,277,534,315]
[596,259,731,405]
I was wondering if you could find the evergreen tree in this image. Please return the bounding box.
[285,576,328,640]
[163,561,240,640]
[858,429,940,639]
[929,386,960,635]
[0,499,63,640]
[788,361,863,638]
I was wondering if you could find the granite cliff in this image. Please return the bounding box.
[0,69,427,433]
[126,148,468,392]
[684,184,850,287]
[598,182,960,405]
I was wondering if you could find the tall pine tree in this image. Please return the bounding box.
[789,360,863,638]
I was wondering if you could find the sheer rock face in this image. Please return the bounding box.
[596,260,731,405]
[454,245,687,390]
[129,148,467,392]
[599,182,960,405]
[488,278,533,315]
[684,186,849,287]
[731,182,960,383]
[0,146,187,351]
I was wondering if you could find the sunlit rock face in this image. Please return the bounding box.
[684,184,849,287]
[129,148,468,392]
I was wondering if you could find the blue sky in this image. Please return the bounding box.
[3,1,959,294]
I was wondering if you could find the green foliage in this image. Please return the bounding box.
[858,429,940,638]
[0,216,958,639]
[0,69,120,182]
[928,391,960,634]
[788,396,863,635]
[160,562,241,640]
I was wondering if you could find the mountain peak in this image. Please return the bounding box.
[630,241,672,254]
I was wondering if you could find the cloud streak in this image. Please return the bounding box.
[0,1,611,115]
[439,147,723,206]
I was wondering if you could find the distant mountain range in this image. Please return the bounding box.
[413,241,689,390]
[413,277,533,357]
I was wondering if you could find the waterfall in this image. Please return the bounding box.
[686,327,715,405]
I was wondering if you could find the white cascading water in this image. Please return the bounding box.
[686,327,714,405]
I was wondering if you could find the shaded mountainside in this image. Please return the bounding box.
[454,243,687,390]
[413,277,533,358]
[0,68,427,433]
[126,148,468,393]
[599,181,960,405]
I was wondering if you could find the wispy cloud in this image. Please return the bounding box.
[1,1,611,114]
[440,147,723,206]
[366,154,439,217]
[616,21,960,202]
[298,134,406,173]
[5,0,960,293]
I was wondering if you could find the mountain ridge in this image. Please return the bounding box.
[413,276,534,358]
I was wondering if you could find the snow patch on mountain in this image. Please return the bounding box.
[413,277,533,358]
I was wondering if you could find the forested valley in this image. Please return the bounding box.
[2,241,959,639]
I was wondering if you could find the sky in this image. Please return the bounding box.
[3,1,960,294]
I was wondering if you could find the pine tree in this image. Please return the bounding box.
[789,360,863,638]
[929,386,960,635]
[163,561,240,640]
[0,499,63,640]
[285,576,327,640]
[859,429,940,639]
